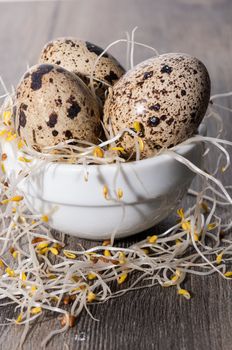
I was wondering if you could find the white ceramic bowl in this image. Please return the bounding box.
[1,125,206,240]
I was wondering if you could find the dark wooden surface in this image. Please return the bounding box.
[1,0,232,349]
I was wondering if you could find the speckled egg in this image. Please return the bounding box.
[103,53,211,159]
[38,37,125,103]
[15,64,101,149]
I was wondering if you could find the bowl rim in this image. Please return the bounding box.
[1,124,206,207]
[2,123,206,173]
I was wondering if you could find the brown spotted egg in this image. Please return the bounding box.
[39,38,125,104]
[103,53,211,159]
[16,64,101,149]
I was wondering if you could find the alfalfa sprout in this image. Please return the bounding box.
[0,30,232,348]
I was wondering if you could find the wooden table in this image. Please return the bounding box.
[0,0,232,349]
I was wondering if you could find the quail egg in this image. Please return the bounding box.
[16,64,101,149]
[39,37,125,104]
[103,53,210,158]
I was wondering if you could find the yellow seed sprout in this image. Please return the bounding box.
[31,307,42,315]
[21,272,27,281]
[37,242,49,250]
[30,286,37,294]
[224,271,232,278]
[3,111,11,125]
[133,121,142,133]
[109,146,125,153]
[177,208,185,218]
[49,247,59,255]
[87,292,96,303]
[41,215,49,223]
[39,247,49,255]
[216,253,223,265]
[5,267,15,277]
[118,273,128,285]
[182,221,191,231]
[1,162,5,173]
[175,239,182,245]
[117,188,123,199]
[0,129,6,136]
[1,195,24,205]
[208,222,217,230]
[6,131,16,141]
[104,250,111,257]
[18,156,32,163]
[16,313,23,324]
[63,251,76,259]
[12,251,18,259]
[148,235,158,244]
[103,185,109,199]
[177,289,191,300]
[171,270,181,282]
[87,273,97,280]
[12,195,24,202]
[93,146,104,158]
[119,252,126,264]
[17,139,24,149]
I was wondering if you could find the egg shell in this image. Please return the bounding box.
[16,64,101,149]
[103,53,211,158]
[39,37,125,103]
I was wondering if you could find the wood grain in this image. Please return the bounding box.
[0,0,232,349]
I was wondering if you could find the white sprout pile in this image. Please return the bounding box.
[0,30,232,348]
